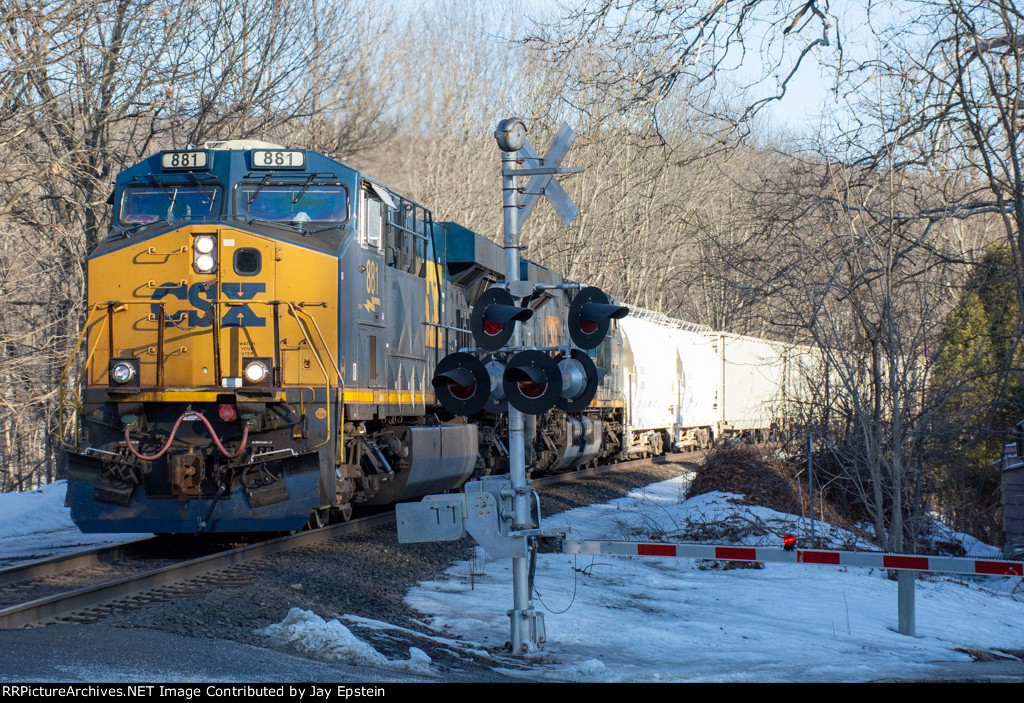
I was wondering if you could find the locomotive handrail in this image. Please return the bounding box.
[58,305,113,448]
[58,387,84,450]
[198,297,341,450]
[285,303,346,385]
[298,386,317,417]
[286,302,346,454]
[225,299,345,380]
[83,297,333,393]
[82,300,168,385]
[60,297,346,455]
[60,300,170,448]
[210,296,222,384]
[143,245,188,256]
[290,317,332,450]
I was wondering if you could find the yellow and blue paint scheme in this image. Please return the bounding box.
[63,142,617,534]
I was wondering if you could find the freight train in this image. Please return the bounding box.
[61,141,806,534]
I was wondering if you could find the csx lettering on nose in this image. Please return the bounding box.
[150,282,266,327]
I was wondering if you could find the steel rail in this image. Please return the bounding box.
[530,452,698,487]
[0,537,155,588]
[0,512,394,629]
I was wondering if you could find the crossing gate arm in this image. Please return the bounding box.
[556,540,1024,577]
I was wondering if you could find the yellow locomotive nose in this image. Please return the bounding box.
[86,224,337,392]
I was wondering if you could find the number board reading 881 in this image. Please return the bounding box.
[251,150,305,169]
[161,151,208,170]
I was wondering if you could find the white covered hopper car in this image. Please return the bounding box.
[613,308,812,456]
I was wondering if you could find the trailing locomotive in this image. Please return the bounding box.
[62,141,800,534]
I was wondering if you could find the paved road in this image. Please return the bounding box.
[1,623,1022,683]
[0,624,493,683]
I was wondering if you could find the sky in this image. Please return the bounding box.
[731,2,899,137]
[4,471,1024,682]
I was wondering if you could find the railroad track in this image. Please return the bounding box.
[0,454,696,629]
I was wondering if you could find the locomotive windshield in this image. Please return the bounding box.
[119,184,223,226]
[235,182,348,225]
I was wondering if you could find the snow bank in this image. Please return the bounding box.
[258,608,433,675]
[407,475,1024,682]
[0,480,76,538]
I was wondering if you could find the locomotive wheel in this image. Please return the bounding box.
[333,504,353,522]
[306,508,329,530]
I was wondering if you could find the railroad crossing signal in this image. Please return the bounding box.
[470,288,533,351]
[514,123,580,227]
[556,349,602,412]
[413,119,629,657]
[567,287,629,350]
[503,349,562,415]
[431,281,623,418]
[431,352,493,416]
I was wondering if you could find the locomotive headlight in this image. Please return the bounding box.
[111,362,136,384]
[195,253,216,272]
[243,359,271,384]
[194,235,216,254]
[193,235,217,273]
[108,357,140,393]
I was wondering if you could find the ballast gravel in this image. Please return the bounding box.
[91,455,700,680]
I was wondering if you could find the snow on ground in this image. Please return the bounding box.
[4,474,1024,681]
[402,474,1024,682]
[0,480,148,567]
[257,609,434,676]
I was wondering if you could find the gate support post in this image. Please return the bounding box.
[897,570,916,636]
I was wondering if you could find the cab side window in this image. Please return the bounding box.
[363,183,430,279]
[385,200,427,278]
[361,190,383,250]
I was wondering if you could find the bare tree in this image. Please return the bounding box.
[527,0,842,147]
[0,0,400,489]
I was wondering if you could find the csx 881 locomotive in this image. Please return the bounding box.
[63,141,628,533]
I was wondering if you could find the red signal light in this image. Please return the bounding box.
[503,350,562,414]
[517,380,547,399]
[431,352,495,416]
[448,381,477,400]
[783,534,796,551]
[471,288,533,351]
[567,287,628,350]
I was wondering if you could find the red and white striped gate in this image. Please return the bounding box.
[560,539,1024,577]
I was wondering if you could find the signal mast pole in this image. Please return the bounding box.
[497,121,537,654]
[491,117,601,653]
[399,120,615,656]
